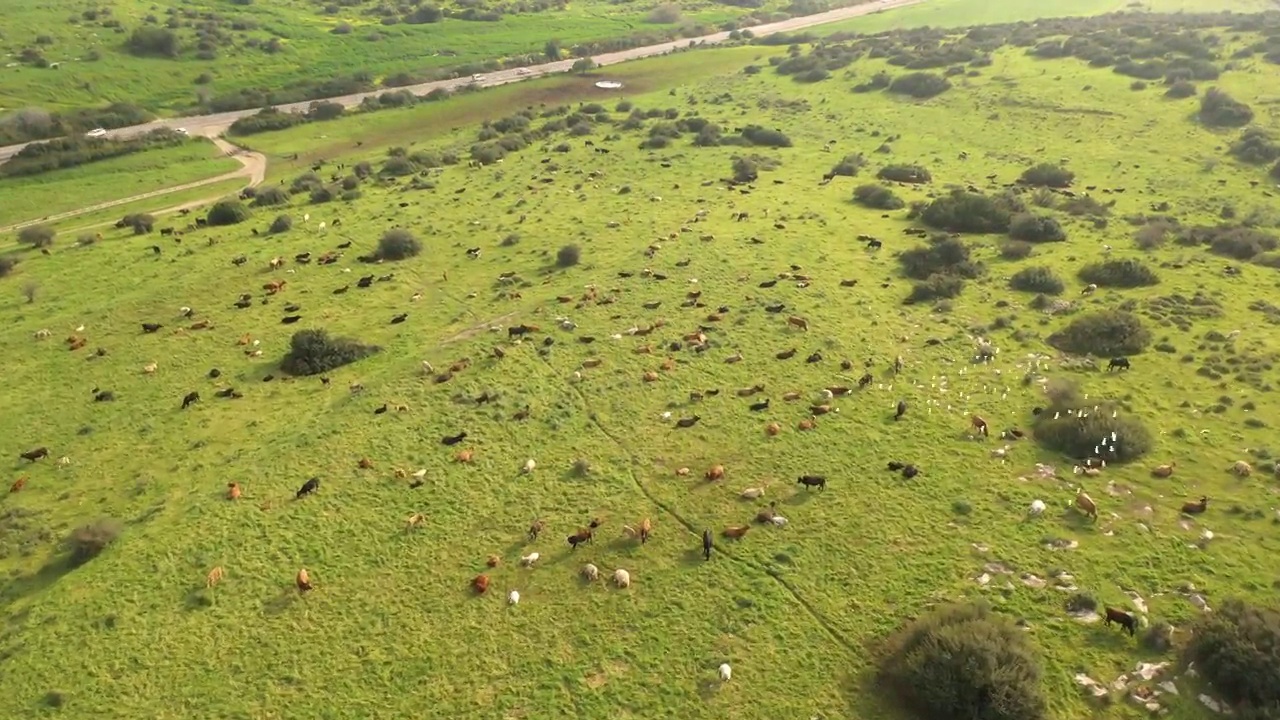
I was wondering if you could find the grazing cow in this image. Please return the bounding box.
[613,569,631,588]
[442,431,468,446]
[866,238,883,249]
[227,482,242,500]
[676,415,700,428]
[281,315,302,325]
[1151,462,1175,478]
[776,348,797,360]
[858,372,873,388]
[1104,607,1137,637]
[796,475,827,491]
[723,525,750,539]
[748,399,770,412]
[528,518,546,541]
[970,414,989,437]
[1181,496,1209,515]
[296,477,320,498]
[93,389,115,402]
[390,313,408,324]
[296,568,313,593]
[1233,460,1253,477]
[1108,357,1131,372]
[10,476,28,493]
[473,574,490,594]
[20,447,49,462]
[567,527,593,550]
[141,322,163,333]
[1075,489,1098,520]
[786,315,809,331]
[263,280,287,295]
[894,400,907,420]
[705,465,726,481]
[206,566,225,587]
[703,529,713,560]
[181,391,200,410]
[357,275,375,288]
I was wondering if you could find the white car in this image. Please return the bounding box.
[472,73,484,81]
[86,128,107,138]
[175,127,189,135]
[516,68,530,76]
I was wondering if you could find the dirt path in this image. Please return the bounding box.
[0,138,266,234]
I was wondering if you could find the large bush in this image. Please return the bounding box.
[1019,163,1075,188]
[1047,310,1151,356]
[830,153,867,177]
[17,224,55,248]
[252,186,291,207]
[1078,258,1159,288]
[920,191,1013,234]
[1183,599,1280,718]
[1164,80,1197,99]
[269,214,292,234]
[126,27,180,58]
[66,519,123,566]
[899,235,983,280]
[1032,379,1152,462]
[739,125,791,148]
[206,199,250,226]
[1008,213,1066,242]
[877,164,931,184]
[1199,87,1254,128]
[122,213,155,235]
[280,329,381,376]
[877,602,1047,720]
[853,183,905,210]
[887,72,952,98]
[1229,128,1280,165]
[907,273,964,303]
[556,244,581,268]
[1009,266,1064,294]
[0,256,16,278]
[376,229,421,261]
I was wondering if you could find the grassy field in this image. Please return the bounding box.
[45,179,256,238]
[0,140,242,229]
[4,10,1280,720]
[0,0,795,115]
[821,0,1278,33]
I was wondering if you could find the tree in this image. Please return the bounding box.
[17,224,55,248]
[206,199,250,226]
[544,39,562,61]
[280,329,380,376]
[571,57,596,74]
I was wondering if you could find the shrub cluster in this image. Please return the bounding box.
[829,153,867,177]
[1031,378,1153,462]
[1008,213,1066,242]
[877,164,931,183]
[206,199,250,226]
[66,519,122,566]
[1,128,185,177]
[886,72,952,98]
[269,215,292,234]
[17,225,56,248]
[1019,163,1075,188]
[1183,599,1280,718]
[899,235,983,280]
[1229,128,1280,165]
[252,186,291,207]
[281,329,380,376]
[1078,258,1159,288]
[852,183,905,210]
[228,107,308,136]
[1009,266,1064,294]
[0,256,17,278]
[876,602,1047,720]
[999,239,1034,260]
[920,190,1013,234]
[852,71,892,93]
[0,103,154,146]
[556,244,581,268]
[376,229,421,261]
[1047,310,1151,356]
[1199,87,1254,128]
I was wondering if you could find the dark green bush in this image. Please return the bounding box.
[228,107,307,136]
[907,273,964,303]
[887,72,951,98]
[853,183,904,210]
[252,186,290,207]
[280,329,380,376]
[739,125,791,148]
[920,191,1013,234]
[1272,160,1280,182]
[556,244,581,268]
[1183,599,1280,718]
[830,153,867,177]
[66,519,123,566]
[1229,128,1280,165]
[1032,378,1152,462]
[1019,163,1075,188]
[852,71,892,93]
[1133,221,1175,250]
[1047,310,1151,356]
[376,229,421,261]
[1010,267,1063,294]
[1200,87,1254,128]
[1164,80,1197,98]
[309,186,334,204]
[269,215,292,234]
[999,239,1033,260]
[877,164,931,184]
[1009,213,1066,242]
[122,213,155,235]
[17,225,55,248]
[732,156,758,183]
[206,199,250,226]
[899,235,983,280]
[126,27,179,58]
[0,256,16,278]
[1078,258,1159,288]
[877,602,1047,720]
[307,101,344,121]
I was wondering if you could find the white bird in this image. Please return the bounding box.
[520,552,540,567]
[522,459,536,474]
[75,324,85,333]
[1029,499,1047,515]
[508,590,520,605]
[179,306,192,317]
[718,663,732,681]
[412,469,427,479]
[661,411,672,420]
[318,222,326,231]
[304,213,310,222]
[411,292,423,301]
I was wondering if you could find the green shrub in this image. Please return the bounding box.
[1047,310,1151,356]
[739,125,791,148]
[1133,221,1175,250]
[1200,87,1254,128]
[1164,80,1197,98]
[1008,213,1066,242]
[907,273,964,303]
[887,72,951,98]
[280,329,381,376]
[0,256,16,278]
[999,239,1033,260]
[1183,599,1280,717]
[252,186,290,207]
[309,186,334,204]
[66,519,123,566]
[17,224,55,248]
[122,213,155,235]
[1272,160,1280,182]
[852,183,904,210]
[556,244,581,268]
[1078,259,1159,288]
[920,191,1012,234]
[1009,267,1063,294]
[206,199,249,226]
[899,235,983,280]
[830,153,867,177]
[126,27,179,58]
[269,215,292,234]
[376,229,421,261]
[732,156,758,183]
[1230,128,1280,165]
[877,602,1047,720]
[852,71,892,93]
[877,164,931,183]
[1019,163,1075,188]
[1032,378,1153,462]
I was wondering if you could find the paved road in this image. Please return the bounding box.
[0,0,923,161]
[0,138,266,234]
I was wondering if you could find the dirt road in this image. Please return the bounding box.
[0,138,265,234]
[0,0,925,162]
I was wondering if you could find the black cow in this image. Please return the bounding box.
[1104,607,1137,637]
[20,447,49,462]
[1108,357,1131,372]
[866,238,883,249]
[702,529,713,561]
[894,400,907,420]
[796,475,827,491]
[442,431,468,446]
[296,477,320,498]
[281,315,302,324]
[141,322,163,333]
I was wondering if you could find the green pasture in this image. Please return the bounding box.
[3,14,1280,720]
[0,140,241,229]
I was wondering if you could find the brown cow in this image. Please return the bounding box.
[787,315,809,331]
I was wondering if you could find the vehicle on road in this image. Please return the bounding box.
[516,68,530,76]
[471,73,484,81]
[86,128,107,138]
[175,127,189,135]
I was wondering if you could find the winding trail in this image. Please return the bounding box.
[0,138,265,235]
